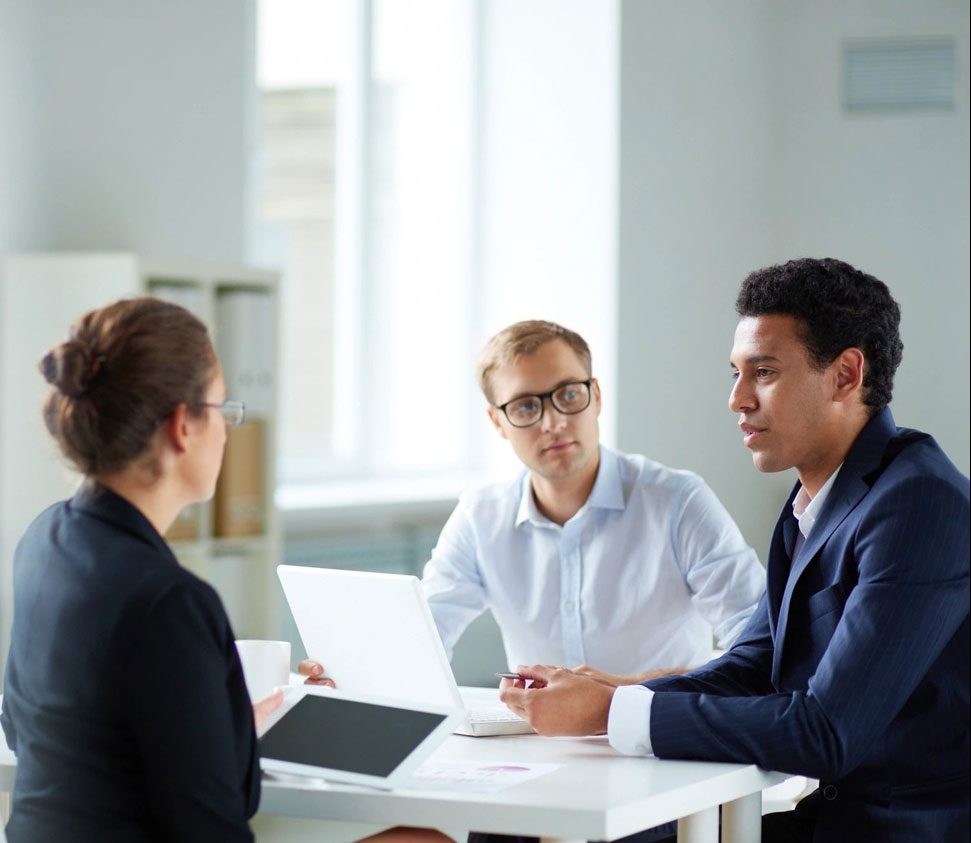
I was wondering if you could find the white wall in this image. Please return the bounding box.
[0,0,254,666]
[477,0,619,474]
[0,0,35,256]
[617,1,791,553]
[617,1,970,557]
[769,1,971,470]
[0,0,251,260]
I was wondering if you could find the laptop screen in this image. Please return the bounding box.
[277,566,461,709]
[259,694,449,777]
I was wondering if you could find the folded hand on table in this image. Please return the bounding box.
[570,665,635,687]
[572,664,692,686]
[499,664,616,737]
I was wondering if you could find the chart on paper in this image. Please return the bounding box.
[407,760,561,794]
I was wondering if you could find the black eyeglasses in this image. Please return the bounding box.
[199,400,246,428]
[495,380,593,428]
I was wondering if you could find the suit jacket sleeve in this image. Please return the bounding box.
[125,580,259,842]
[647,473,970,780]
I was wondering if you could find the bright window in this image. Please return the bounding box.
[255,0,478,487]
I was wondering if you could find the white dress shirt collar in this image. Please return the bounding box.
[792,464,843,540]
[514,445,626,528]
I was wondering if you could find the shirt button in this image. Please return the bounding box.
[563,600,576,612]
[822,784,838,800]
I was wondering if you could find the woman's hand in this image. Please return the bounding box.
[252,688,284,731]
[297,659,336,688]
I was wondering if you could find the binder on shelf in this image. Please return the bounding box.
[214,420,265,538]
[165,503,201,542]
[216,290,274,417]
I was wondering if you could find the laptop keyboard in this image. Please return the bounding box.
[466,707,525,724]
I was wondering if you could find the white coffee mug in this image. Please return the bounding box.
[235,639,291,702]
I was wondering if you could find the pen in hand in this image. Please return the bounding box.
[495,672,525,680]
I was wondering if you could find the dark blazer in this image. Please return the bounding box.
[645,409,970,842]
[1,484,259,842]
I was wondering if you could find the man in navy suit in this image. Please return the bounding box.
[500,258,970,842]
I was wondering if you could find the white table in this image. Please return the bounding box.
[262,733,786,843]
[260,688,789,842]
[0,689,790,842]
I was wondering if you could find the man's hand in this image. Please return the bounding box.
[571,665,635,687]
[499,664,615,736]
[572,664,691,686]
[297,659,336,688]
[252,688,284,731]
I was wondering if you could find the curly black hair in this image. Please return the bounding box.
[736,258,903,413]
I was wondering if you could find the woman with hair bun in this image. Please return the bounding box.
[0,298,278,841]
[1,299,454,843]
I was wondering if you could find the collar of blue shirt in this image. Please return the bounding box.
[514,444,627,528]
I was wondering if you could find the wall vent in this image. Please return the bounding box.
[843,38,955,111]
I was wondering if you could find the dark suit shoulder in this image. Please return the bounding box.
[14,497,233,671]
[854,431,970,583]
[123,552,219,607]
[873,429,970,499]
[132,574,228,648]
[22,494,217,602]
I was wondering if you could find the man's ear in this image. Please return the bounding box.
[163,403,193,454]
[832,348,865,403]
[591,378,602,416]
[487,406,508,440]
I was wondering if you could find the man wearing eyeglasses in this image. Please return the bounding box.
[301,320,762,693]
[415,320,765,686]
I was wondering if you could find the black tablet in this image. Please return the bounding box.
[258,686,463,788]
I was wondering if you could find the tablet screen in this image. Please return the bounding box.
[259,694,449,777]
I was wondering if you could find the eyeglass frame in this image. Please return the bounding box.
[493,379,594,428]
[198,399,246,428]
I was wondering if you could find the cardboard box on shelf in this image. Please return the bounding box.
[214,420,265,538]
[165,503,201,542]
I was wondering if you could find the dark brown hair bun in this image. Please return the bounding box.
[40,340,105,399]
[41,297,216,477]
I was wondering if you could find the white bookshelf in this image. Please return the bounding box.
[0,253,282,666]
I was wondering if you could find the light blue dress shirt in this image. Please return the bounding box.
[423,446,765,675]
[608,465,842,756]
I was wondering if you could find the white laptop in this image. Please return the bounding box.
[277,565,534,737]
[258,684,464,788]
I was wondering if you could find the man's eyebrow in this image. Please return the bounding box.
[729,355,782,369]
[503,377,588,402]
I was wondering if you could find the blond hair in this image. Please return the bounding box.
[476,320,592,404]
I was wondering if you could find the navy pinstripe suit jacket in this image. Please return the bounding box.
[645,409,970,842]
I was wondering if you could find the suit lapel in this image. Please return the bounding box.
[770,409,899,682]
[766,486,799,646]
[783,516,798,559]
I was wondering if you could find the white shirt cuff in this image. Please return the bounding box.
[607,683,654,756]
